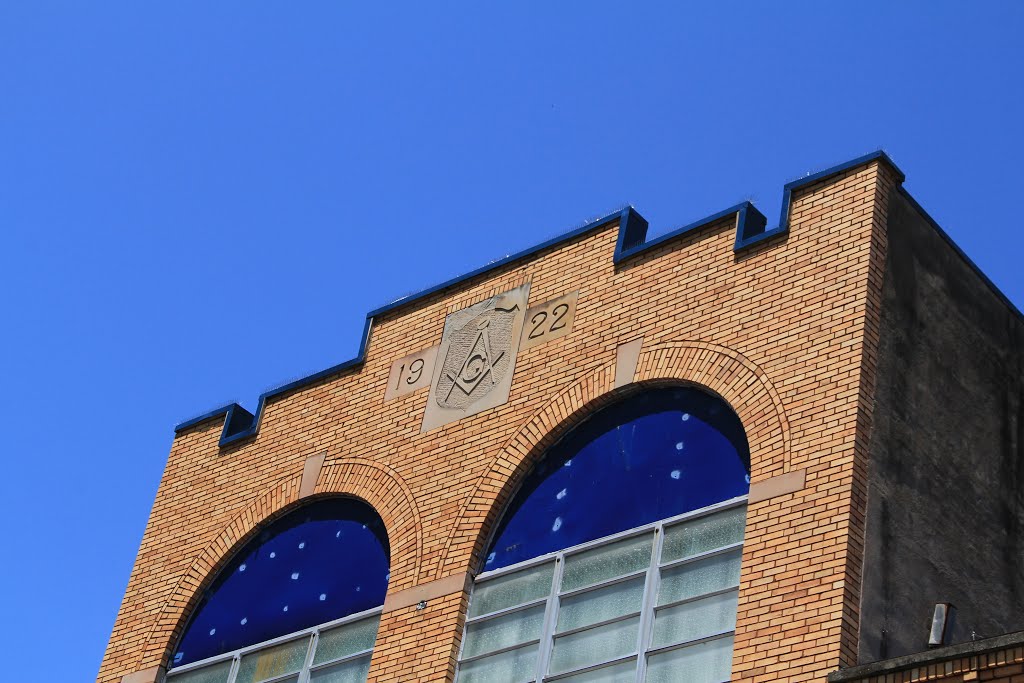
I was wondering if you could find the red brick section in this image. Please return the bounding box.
[98,158,900,682]
[828,633,1024,682]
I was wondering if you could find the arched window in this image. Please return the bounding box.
[456,387,750,683]
[166,497,390,683]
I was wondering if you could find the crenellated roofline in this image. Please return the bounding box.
[175,150,908,447]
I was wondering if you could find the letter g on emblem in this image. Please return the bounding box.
[421,283,530,432]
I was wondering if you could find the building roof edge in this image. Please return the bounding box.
[173,150,904,446]
[897,186,1023,321]
[828,630,1024,682]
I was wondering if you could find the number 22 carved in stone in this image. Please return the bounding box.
[520,291,578,351]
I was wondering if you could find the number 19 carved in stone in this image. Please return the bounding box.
[384,346,438,402]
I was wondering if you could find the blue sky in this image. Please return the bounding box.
[1,3,1021,680]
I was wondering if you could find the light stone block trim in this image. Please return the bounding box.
[384,345,438,402]
[299,453,326,499]
[520,290,578,351]
[422,283,531,432]
[748,469,806,503]
[613,337,643,389]
[120,666,162,683]
[382,572,470,613]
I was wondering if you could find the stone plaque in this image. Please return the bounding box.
[384,346,438,402]
[421,283,531,432]
[520,290,578,351]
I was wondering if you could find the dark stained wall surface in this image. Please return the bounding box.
[859,189,1024,663]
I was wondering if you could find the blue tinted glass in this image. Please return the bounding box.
[172,498,389,668]
[486,388,749,571]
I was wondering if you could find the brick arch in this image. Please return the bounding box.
[137,457,420,672]
[315,458,422,590]
[435,341,788,579]
[634,341,790,478]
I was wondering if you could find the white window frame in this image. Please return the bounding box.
[456,495,747,682]
[163,605,383,683]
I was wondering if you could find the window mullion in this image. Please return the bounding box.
[634,521,666,683]
[308,646,375,670]
[465,596,550,624]
[297,631,319,683]
[556,567,650,600]
[535,552,566,681]
[455,502,747,682]
[657,541,745,571]
[458,638,542,665]
[226,655,240,683]
[544,653,639,681]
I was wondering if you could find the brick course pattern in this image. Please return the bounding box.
[99,158,901,682]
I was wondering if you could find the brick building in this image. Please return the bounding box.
[99,151,1024,683]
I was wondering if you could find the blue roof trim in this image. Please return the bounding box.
[734,150,906,251]
[175,150,905,447]
[615,202,766,263]
[366,207,637,318]
[173,403,245,433]
[174,209,634,443]
[897,186,1023,321]
[174,315,375,444]
[612,207,650,258]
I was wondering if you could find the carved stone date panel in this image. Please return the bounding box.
[421,283,531,432]
[519,290,578,351]
[384,345,439,402]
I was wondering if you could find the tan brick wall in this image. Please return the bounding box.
[98,158,900,682]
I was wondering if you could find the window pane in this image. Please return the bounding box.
[469,562,554,618]
[556,577,645,633]
[646,636,734,683]
[173,498,390,668]
[462,605,546,659]
[658,550,741,605]
[313,618,378,665]
[561,533,653,592]
[236,637,311,683]
[484,388,750,571]
[167,660,233,683]
[456,643,537,683]
[662,508,745,563]
[651,590,738,649]
[309,655,372,683]
[557,659,637,682]
[549,616,639,676]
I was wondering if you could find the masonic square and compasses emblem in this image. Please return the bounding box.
[437,310,513,409]
[421,283,530,431]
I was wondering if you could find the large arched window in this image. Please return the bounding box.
[456,387,750,683]
[166,497,390,683]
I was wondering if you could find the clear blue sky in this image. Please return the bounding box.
[1,3,1021,680]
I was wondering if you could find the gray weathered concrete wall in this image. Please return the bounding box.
[858,189,1024,663]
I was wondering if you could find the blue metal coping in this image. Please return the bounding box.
[615,202,765,263]
[735,149,907,251]
[175,150,912,447]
